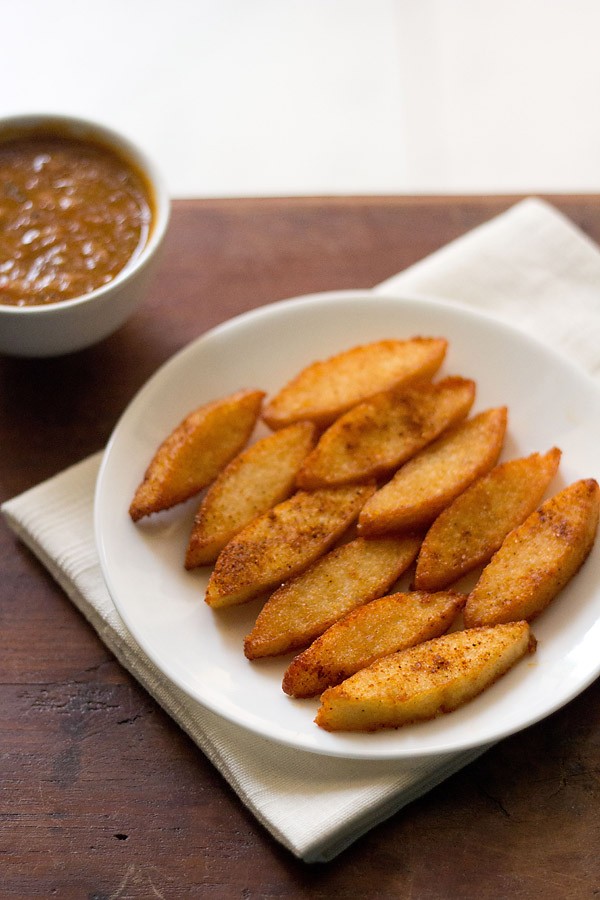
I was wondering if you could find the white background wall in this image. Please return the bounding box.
[2,1,600,197]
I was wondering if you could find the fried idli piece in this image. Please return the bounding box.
[315,621,535,732]
[129,389,265,522]
[414,447,562,592]
[282,589,466,698]
[464,479,600,628]
[204,483,375,608]
[358,407,507,535]
[185,422,316,568]
[296,376,476,489]
[262,337,448,431]
[244,535,421,659]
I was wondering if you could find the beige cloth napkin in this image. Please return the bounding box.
[4,197,600,863]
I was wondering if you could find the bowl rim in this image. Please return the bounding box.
[0,112,171,316]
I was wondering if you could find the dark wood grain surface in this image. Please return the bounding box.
[2,195,600,899]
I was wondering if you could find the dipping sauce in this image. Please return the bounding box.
[0,133,153,306]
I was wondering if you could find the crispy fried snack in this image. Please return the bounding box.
[185,421,316,568]
[414,447,561,591]
[282,589,466,697]
[464,479,600,628]
[243,535,421,659]
[295,376,476,489]
[358,407,507,535]
[129,389,265,522]
[204,483,375,608]
[262,337,448,431]
[315,622,535,732]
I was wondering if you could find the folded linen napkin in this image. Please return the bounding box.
[4,197,600,863]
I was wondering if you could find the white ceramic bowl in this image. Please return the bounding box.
[0,114,170,357]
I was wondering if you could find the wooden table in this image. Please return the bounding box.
[3,196,600,898]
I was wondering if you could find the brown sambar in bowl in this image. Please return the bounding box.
[0,130,154,307]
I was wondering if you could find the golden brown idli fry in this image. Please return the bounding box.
[282,589,466,698]
[262,337,448,431]
[464,479,600,628]
[358,407,507,535]
[243,535,421,660]
[204,483,375,609]
[414,447,562,592]
[185,421,317,568]
[129,389,265,522]
[315,622,535,732]
[296,376,476,490]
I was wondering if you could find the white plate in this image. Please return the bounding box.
[95,290,600,759]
